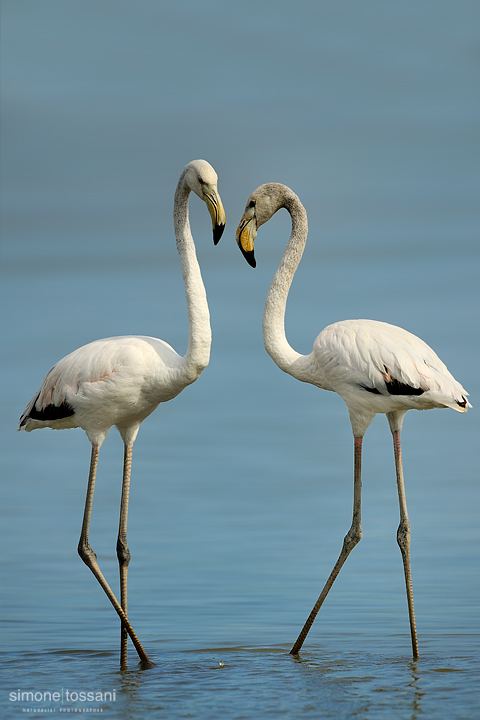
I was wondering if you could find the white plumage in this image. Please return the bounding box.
[312,318,469,436]
[236,182,470,658]
[19,160,225,668]
[20,335,195,443]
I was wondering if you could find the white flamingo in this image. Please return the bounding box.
[19,159,225,668]
[236,182,470,658]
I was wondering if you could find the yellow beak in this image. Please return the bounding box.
[236,212,256,268]
[205,189,226,245]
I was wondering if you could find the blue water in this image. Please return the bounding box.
[1,1,479,718]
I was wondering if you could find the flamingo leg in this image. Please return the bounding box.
[78,444,153,668]
[390,427,419,660]
[291,436,363,655]
[117,443,133,669]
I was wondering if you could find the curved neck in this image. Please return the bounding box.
[262,193,310,379]
[173,171,211,381]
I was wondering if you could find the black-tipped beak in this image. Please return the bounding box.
[240,245,256,268]
[236,208,257,266]
[213,222,225,246]
[205,188,226,246]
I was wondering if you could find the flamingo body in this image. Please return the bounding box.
[310,318,469,436]
[18,159,226,668]
[236,182,470,657]
[19,335,195,446]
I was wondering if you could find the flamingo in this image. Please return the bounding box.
[236,182,470,658]
[18,159,226,669]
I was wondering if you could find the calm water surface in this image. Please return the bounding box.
[1,642,479,720]
[1,1,479,718]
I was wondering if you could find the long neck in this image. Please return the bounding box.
[173,172,211,382]
[263,193,311,380]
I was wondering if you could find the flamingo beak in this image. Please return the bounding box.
[236,213,257,268]
[205,189,226,245]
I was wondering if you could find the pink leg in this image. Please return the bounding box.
[391,428,419,659]
[117,443,133,669]
[78,444,154,668]
[291,436,363,655]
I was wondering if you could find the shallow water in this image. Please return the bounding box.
[2,642,480,720]
[1,1,479,718]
